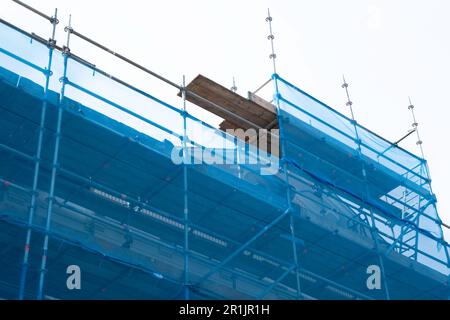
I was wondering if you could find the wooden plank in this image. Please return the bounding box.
[180,74,279,155]
[182,74,277,129]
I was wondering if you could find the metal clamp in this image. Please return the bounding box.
[64,26,73,34]
[49,16,59,25]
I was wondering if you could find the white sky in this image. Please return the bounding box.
[2,0,449,240]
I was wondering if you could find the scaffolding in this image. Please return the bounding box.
[0,3,449,300]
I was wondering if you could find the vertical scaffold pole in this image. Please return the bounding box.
[266,9,277,75]
[18,8,58,300]
[407,98,424,261]
[230,76,237,93]
[181,75,190,300]
[36,15,71,300]
[342,76,390,300]
[407,98,425,160]
[408,98,450,267]
[273,83,302,299]
[267,9,302,299]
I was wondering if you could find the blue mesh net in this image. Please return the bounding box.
[0,18,448,300]
[274,74,447,273]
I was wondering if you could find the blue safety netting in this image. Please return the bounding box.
[0,22,49,88]
[0,16,449,301]
[273,74,448,274]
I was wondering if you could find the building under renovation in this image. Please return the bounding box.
[0,2,449,300]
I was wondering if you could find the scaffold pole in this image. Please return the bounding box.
[18,7,58,300]
[36,13,71,300]
[266,9,277,75]
[182,75,190,300]
[341,76,391,300]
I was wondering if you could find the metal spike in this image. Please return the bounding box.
[266,8,277,74]
[342,75,356,121]
[231,76,237,93]
[407,97,425,159]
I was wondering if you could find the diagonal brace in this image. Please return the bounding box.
[257,265,295,299]
[195,207,290,286]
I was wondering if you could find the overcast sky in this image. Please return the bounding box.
[2,0,449,240]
